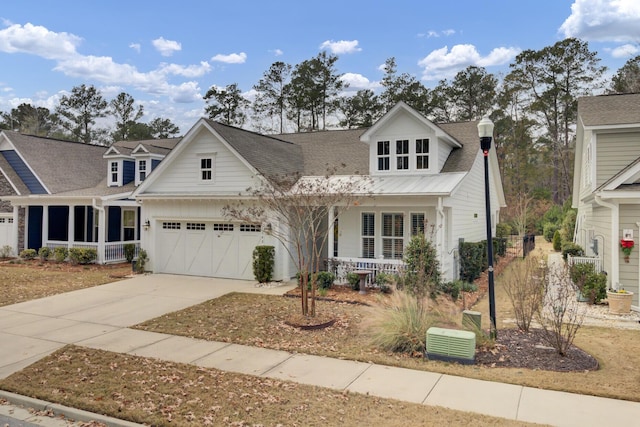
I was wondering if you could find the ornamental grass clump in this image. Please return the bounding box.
[369,290,442,354]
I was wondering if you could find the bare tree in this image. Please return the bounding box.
[224,167,370,317]
[503,255,545,332]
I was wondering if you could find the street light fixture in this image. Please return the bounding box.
[478,116,497,339]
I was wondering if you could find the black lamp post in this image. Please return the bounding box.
[478,117,497,339]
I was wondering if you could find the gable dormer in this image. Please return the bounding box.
[360,102,461,176]
[131,144,166,186]
[103,146,135,187]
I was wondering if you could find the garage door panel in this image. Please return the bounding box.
[157,223,185,274]
[185,228,213,277]
[0,217,15,255]
[212,233,238,278]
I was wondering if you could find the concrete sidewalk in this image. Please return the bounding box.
[1,274,640,426]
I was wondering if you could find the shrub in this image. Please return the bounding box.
[375,272,393,294]
[569,263,595,295]
[68,248,97,264]
[135,249,148,273]
[315,271,335,290]
[346,272,360,291]
[38,247,51,261]
[401,234,441,299]
[252,245,275,283]
[583,271,607,304]
[495,222,512,238]
[437,281,461,300]
[19,248,37,260]
[123,243,136,263]
[53,247,68,262]
[552,230,562,252]
[561,242,584,261]
[0,245,12,258]
[370,290,441,354]
[459,241,485,282]
[543,222,560,243]
[503,256,546,332]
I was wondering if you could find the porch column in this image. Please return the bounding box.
[328,207,335,259]
[42,206,49,248]
[67,205,75,248]
[12,205,19,255]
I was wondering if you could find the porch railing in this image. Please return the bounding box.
[327,257,405,286]
[567,254,603,272]
[45,240,140,264]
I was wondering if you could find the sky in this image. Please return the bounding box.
[1,0,639,134]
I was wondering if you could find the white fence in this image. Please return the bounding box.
[567,254,603,272]
[45,240,140,264]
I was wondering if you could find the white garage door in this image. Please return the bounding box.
[156,221,262,280]
[0,216,15,256]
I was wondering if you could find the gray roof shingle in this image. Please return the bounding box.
[578,93,640,126]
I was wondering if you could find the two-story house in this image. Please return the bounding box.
[133,102,505,281]
[572,93,640,310]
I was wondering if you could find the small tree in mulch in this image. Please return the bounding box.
[224,166,370,318]
[503,255,545,332]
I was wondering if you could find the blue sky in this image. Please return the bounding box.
[1,0,639,133]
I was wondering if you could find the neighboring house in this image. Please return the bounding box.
[572,93,640,310]
[133,102,505,282]
[0,130,179,261]
[1,102,505,283]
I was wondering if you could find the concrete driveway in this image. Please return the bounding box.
[0,274,295,379]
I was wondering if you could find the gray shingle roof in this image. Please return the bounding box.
[277,128,369,175]
[2,131,107,194]
[578,93,640,126]
[113,138,181,156]
[439,121,482,173]
[206,120,304,180]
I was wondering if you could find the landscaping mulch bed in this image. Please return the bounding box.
[475,328,599,372]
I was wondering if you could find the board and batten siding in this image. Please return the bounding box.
[618,204,640,305]
[448,149,494,243]
[596,131,640,188]
[144,127,258,195]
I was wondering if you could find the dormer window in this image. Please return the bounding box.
[109,161,119,186]
[396,140,409,170]
[377,141,390,171]
[416,138,430,169]
[139,160,147,182]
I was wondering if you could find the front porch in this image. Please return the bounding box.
[24,202,142,264]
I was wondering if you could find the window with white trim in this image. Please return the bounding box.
[411,213,425,236]
[377,141,390,171]
[109,161,119,186]
[122,210,136,241]
[382,213,404,259]
[138,160,147,182]
[416,139,429,170]
[200,157,213,181]
[362,213,375,258]
[396,139,409,170]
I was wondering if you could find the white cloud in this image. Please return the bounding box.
[0,23,81,60]
[272,48,283,56]
[418,44,520,81]
[419,29,455,38]
[152,37,182,57]
[610,43,640,58]
[560,0,640,43]
[170,81,201,103]
[340,73,380,90]
[159,61,211,78]
[319,40,361,54]
[129,43,141,53]
[211,52,247,64]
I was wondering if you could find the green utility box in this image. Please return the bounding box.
[426,327,476,365]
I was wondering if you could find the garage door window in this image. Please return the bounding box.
[187,223,206,230]
[163,222,181,229]
[213,224,233,231]
[240,224,261,232]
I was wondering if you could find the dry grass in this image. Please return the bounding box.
[0,345,535,427]
[1,240,639,426]
[0,260,131,307]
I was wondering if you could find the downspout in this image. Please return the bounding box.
[594,195,619,289]
[436,197,447,278]
[92,198,106,264]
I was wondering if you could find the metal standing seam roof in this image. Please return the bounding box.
[578,93,640,127]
